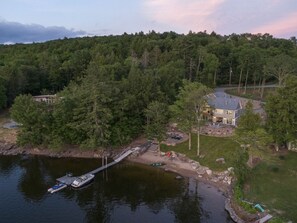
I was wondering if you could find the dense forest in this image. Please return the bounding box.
[1,31,297,148]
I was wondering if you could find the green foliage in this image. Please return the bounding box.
[232,149,250,186]
[145,101,169,143]
[265,75,297,147]
[4,32,297,149]
[245,152,297,221]
[161,134,240,171]
[10,94,52,146]
[234,101,272,151]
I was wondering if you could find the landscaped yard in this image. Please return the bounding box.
[161,133,241,171]
[225,87,277,101]
[244,151,297,222]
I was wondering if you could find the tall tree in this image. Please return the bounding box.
[265,75,297,150]
[234,101,272,165]
[145,101,169,153]
[171,80,211,156]
[265,54,296,86]
[10,94,52,146]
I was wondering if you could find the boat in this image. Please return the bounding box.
[48,183,67,193]
[150,162,165,167]
[71,174,95,188]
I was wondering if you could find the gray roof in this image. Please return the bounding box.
[206,92,241,110]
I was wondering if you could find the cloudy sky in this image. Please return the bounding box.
[1,0,297,44]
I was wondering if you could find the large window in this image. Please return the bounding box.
[226,110,233,115]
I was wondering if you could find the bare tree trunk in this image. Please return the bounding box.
[196,55,202,81]
[238,67,243,94]
[188,132,192,150]
[158,140,161,155]
[287,142,292,151]
[275,143,279,152]
[244,70,249,94]
[258,78,262,93]
[229,66,232,86]
[197,123,200,156]
[213,70,217,86]
[253,77,256,93]
[260,77,266,99]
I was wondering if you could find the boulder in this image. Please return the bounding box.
[216,157,225,164]
[206,169,212,175]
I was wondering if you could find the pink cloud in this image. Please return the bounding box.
[252,12,297,37]
[143,0,226,32]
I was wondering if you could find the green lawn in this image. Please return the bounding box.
[244,152,297,222]
[225,87,276,102]
[161,133,241,171]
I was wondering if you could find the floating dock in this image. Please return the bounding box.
[50,144,147,193]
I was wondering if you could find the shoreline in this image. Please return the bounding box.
[0,140,256,222]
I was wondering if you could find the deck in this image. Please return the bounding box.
[53,144,147,191]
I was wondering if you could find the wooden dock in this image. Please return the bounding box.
[53,145,147,190]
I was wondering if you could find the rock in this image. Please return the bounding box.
[206,169,212,175]
[216,157,225,164]
[196,168,206,175]
[191,162,200,170]
[227,167,234,172]
[93,154,100,158]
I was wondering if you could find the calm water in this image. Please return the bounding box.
[0,155,233,223]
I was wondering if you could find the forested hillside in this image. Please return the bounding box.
[1,31,297,148]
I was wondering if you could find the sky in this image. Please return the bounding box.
[1,0,297,44]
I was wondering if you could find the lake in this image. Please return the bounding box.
[0,155,233,223]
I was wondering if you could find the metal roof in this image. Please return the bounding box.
[207,92,241,110]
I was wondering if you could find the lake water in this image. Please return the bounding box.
[0,155,233,223]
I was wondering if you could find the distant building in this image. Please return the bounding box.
[33,95,57,104]
[205,92,243,126]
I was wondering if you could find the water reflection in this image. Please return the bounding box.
[0,155,233,223]
[0,155,20,176]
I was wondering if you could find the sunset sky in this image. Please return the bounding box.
[1,0,297,43]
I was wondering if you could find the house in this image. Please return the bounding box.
[33,95,57,104]
[205,92,243,126]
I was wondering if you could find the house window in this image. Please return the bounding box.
[226,110,233,115]
[216,109,224,114]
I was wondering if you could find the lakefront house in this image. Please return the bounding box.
[205,92,243,126]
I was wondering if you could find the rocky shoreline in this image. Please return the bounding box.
[0,140,258,223]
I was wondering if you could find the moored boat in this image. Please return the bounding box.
[150,162,165,167]
[48,183,67,193]
[71,174,95,188]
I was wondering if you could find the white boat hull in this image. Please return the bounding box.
[71,174,95,188]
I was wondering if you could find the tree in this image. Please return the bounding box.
[10,94,52,146]
[234,101,272,164]
[145,101,169,153]
[265,54,296,86]
[170,80,211,156]
[69,72,114,148]
[0,79,7,109]
[265,75,297,150]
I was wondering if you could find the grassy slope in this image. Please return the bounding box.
[161,133,240,171]
[245,152,297,222]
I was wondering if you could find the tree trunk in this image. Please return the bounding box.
[213,70,217,86]
[197,125,200,156]
[260,77,266,99]
[257,78,262,93]
[275,143,279,152]
[244,70,249,94]
[196,56,202,81]
[287,142,292,151]
[188,132,191,150]
[238,67,243,94]
[157,140,161,155]
[229,66,232,86]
